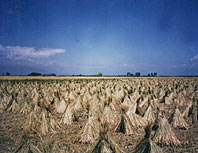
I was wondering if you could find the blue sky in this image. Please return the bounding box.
[0,0,198,75]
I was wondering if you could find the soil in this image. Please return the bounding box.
[0,111,198,153]
[0,77,198,153]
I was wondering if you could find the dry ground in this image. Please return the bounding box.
[0,77,198,153]
[0,111,198,153]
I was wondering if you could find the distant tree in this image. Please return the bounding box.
[50,73,56,76]
[127,72,134,77]
[127,72,131,76]
[96,73,102,76]
[135,72,141,77]
[6,72,10,76]
[28,72,42,76]
[147,72,157,77]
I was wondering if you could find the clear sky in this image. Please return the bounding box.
[0,0,198,76]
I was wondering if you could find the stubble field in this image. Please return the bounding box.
[0,76,198,153]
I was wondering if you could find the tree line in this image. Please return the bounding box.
[127,72,157,77]
[1,72,158,77]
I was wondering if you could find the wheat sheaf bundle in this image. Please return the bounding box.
[21,108,60,135]
[132,125,163,153]
[80,116,101,144]
[102,105,119,130]
[184,94,198,123]
[143,106,156,125]
[169,108,189,130]
[114,106,138,135]
[153,116,181,146]
[38,110,61,135]
[6,99,20,112]
[19,102,30,115]
[54,98,67,114]
[126,110,147,128]
[87,125,126,153]
[61,103,78,125]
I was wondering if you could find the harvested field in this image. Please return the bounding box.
[0,77,198,153]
